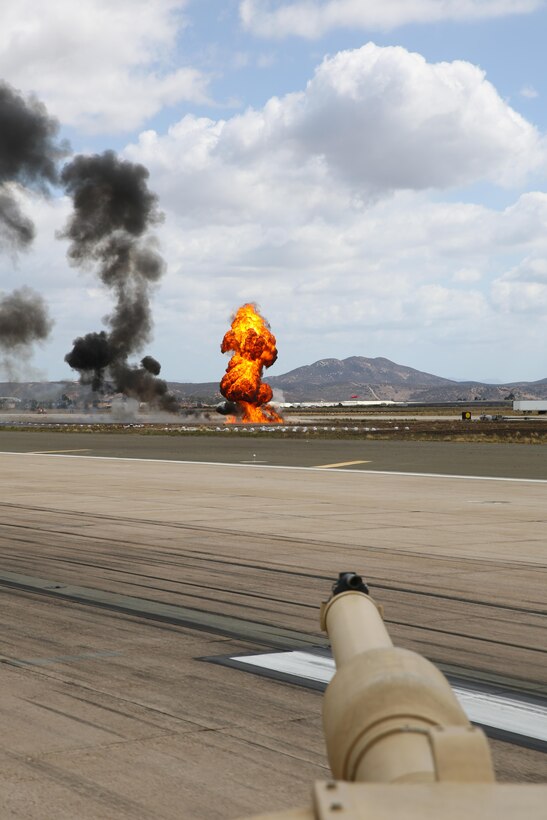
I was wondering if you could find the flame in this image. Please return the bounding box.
[220,303,283,423]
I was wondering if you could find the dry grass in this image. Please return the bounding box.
[0,418,546,444]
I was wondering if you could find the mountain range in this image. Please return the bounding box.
[169,356,547,402]
[1,356,546,404]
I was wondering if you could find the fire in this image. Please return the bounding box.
[220,303,283,423]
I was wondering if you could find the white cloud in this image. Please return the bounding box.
[0,0,210,133]
[411,284,488,324]
[117,44,547,377]
[122,167,547,375]
[510,257,547,281]
[453,268,483,283]
[520,85,539,98]
[126,44,544,204]
[5,42,547,381]
[240,0,542,39]
[10,176,547,380]
[288,45,543,189]
[492,257,547,313]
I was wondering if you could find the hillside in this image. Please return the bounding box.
[1,357,546,404]
[267,357,547,402]
[267,356,451,400]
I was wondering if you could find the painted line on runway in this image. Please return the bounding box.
[0,451,546,483]
[230,650,547,749]
[29,448,91,454]
[314,460,370,469]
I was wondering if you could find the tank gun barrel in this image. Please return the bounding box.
[321,572,391,668]
[320,571,494,785]
[245,570,547,820]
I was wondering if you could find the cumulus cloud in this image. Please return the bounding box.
[240,0,542,38]
[126,43,544,206]
[492,257,547,313]
[120,44,547,373]
[6,39,547,381]
[287,45,543,189]
[122,153,547,373]
[0,0,209,133]
[16,176,547,380]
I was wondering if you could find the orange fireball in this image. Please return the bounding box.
[220,303,283,423]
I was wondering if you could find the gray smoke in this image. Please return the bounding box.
[61,150,178,411]
[0,82,61,371]
[0,287,53,376]
[0,81,67,249]
[0,189,34,249]
[0,287,52,348]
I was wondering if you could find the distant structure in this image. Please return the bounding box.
[513,400,547,414]
[279,400,396,409]
[0,397,21,409]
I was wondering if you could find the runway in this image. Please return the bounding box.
[0,428,546,478]
[0,447,545,817]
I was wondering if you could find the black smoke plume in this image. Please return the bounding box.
[64,331,111,391]
[61,150,177,411]
[0,286,53,351]
[0,83,60,369]
[0,81,67,249]
[141,355,161,375]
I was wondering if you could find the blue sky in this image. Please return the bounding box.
[2,0,547,384]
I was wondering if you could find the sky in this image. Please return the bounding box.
[2,0,547,384]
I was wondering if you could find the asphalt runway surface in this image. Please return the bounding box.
[0,428,546,478]
[0,443,545,817]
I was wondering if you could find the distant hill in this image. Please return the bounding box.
[1,357,546,404]
[167,356,547,402]
[270,356,454,387]
[265,356,547,402]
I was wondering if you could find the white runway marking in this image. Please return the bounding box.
[30,448,91,454]
[314,460,370,468]
[1,452,546,483]
[232,650,547,745]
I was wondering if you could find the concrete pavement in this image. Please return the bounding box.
[0,451,545,817]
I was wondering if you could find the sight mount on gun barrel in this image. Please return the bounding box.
[245,571,547,819]
[329,571,369,596]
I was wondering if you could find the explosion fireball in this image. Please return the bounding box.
[220,303,283,423]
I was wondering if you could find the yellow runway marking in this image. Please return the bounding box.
[314,460,370,469]
[29,449,92,454]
